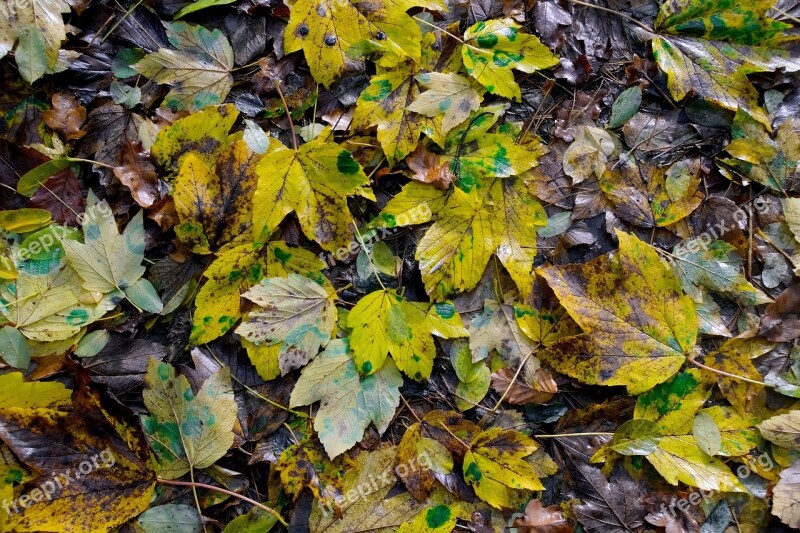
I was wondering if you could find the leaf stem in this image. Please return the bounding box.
[66,157,117,170]
[274,81,298,152]
[412,16,465,43]
[687,357,772,387]
[534,432,614,438]
[157,477,288,527]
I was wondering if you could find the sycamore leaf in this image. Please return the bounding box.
[252,128,370,252]
[236,273,337,375]
[352,33,458,165]
[275,441,343,510]
[652,0,800,126]
[190,241,324,347]
[174,139,259,254]
[407,72,483,135]
[759,410,800,451]
[377,128,546,297]
[634,371,750,492]
[141,359,236,479]
[463,427,544,509]
[61,195,148,295]
[0,0,71,83]
[151,104,239,175]
[289,339,402,458]
[721,110,800,191]
[702,341,769,417]
[398,504,459,532]
[133,22,234,112]
[397,410,480,500]
[670,239,771,306]
[563,126,615,184]
[461,19,558,101]
[284,0,445,87]
[0,381,155,531]
[468,299,535,364]
[348,289,467,380]
[537,231,697,394]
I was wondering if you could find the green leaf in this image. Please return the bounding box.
[236,273,337,375]
[608,86,642,129]
[134,22,234,111]
[141,359,237,479]
[73,329,110,358]
[289,339,403,458]
[16,158,70,197]
[693,411,722,456]
[124,278,164,314]
[137,504,202,533]
[0,326,31,369]
[174,0,237,19]
[461,19,558,100]
[611,419,662,456]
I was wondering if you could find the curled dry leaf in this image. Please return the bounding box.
[513,499,572,533]
[759,284,800,342]
[406,144,456,190]
[491,365,558,405]
[43,93,87,141]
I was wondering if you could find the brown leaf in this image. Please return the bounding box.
[759,284,800,342]
[491,366,558,405]
[114,143,161,209]
[42,93,87,141]
[406,144,456,190]
[28,168,84,226]
[513,499,572,533]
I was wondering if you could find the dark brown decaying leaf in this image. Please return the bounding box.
[42,94,87,141]
[491,366,558,405]
[28,168,85,226]
[759,284,800,342]
[571,459,645,533]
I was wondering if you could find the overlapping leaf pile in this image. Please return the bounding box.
[1,0,800,530]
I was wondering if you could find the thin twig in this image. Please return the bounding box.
[687,357,772,387]
[274,81,298,151]
[157,478,288,527]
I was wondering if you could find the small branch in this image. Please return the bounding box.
[274,81,298,152]
[534,432,614,438]
[687,357,772,387]
[157,478,288,527]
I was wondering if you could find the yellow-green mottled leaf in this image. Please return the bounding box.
[252,129,370,252]
[289,339,403,458]
[133,22,233,112]
[408,72,482,134]
[538,231,697,394]
[398,504,458,532]
[463,427,544,509]
[760,411,800,451]
[141,359,236,479]
[190,241,324,346]
[0,209,51,233]
[236,273,337,375]
[174,139,259,254]
[0,0,71,83]
[462,19,558,101]
[151,104,238,174]
[347,289,467,380]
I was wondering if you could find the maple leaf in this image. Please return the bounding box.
[537,231,697,394]
[0,377,155,531]
[352,33,459,165]
[651,0,800,126]
[461,19,558,101]
[151,104,239,175]
[60,194,161,313]
[283,0,446,87]
[632,370,753,492]
[289,339,402,458]
[275,441,344,510]
[236,273,337,375]
[133,22,234,112]
[398,504,459,532]
[141,359,236,479]
[252,128,371,252]
[376,126,546,298]
[720,110,800,191]
[190,241,324,347]
[0,0,71,83]
[174,138,259,254]
[347,289,467,380]
[407,72,483,135]
[463,427,545,509]
[467,299,536,364]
